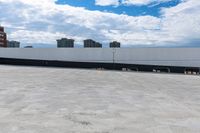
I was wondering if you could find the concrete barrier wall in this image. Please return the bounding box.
[0,48,200,67]
[115,48,200,67]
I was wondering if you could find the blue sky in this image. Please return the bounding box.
[56,0,181,17]
[0,0,200,47]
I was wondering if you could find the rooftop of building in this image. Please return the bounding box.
[57,38,75,41]
[0,65,200,132]
[0,26,4,31]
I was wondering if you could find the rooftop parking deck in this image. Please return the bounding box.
[0,65,200,133]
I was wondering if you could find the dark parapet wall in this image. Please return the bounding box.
[0,57,199,75]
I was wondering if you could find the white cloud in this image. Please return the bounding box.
[95,0,172,6]
[122,0,172,6]
[160,0,200,44]
[0,0,200,47]
[95,0,119,6]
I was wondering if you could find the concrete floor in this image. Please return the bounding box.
[0,65,200,133]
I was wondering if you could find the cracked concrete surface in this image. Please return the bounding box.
[0,65,200,133]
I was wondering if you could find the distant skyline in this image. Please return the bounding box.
[0,0,200,47]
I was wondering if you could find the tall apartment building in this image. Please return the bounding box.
[57,38,74,48]
[84,39,102,48]
[110,41,120,48]
[0,26,7,47]
[7,41,20,48]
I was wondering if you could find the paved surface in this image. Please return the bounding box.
[0,65,200,133]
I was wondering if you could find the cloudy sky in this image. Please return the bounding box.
[0,0,200,47]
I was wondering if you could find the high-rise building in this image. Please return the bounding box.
[0,26,7,47]
[95,42,102,48]
[7,41,20,48]
[24,46,33,48]
[57,38,74,48]
[110,41,120,48]
[84,39,102,48]
[84,39,95,47]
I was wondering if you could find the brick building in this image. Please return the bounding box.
[0,26,7,47]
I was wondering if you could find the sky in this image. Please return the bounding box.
[0,0,200,47]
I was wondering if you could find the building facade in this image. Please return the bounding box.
[24,46,33,48]
[0,26,7,47]
[57,38,74,48]
[84,39,102,48]
[7,41,20,48]
[110,41,120,48]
